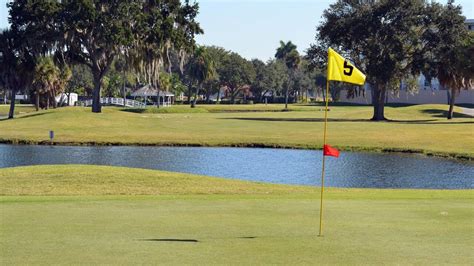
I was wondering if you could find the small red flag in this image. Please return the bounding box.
[323,144,340,158]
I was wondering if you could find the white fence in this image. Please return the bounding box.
[81,98,146,108]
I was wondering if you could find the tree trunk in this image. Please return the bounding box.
[322,86,327,103]
[8,88,16,119]
[216,89,221,104]
[286,70,293,109]
[157,87,160,108]
[188,85,193,106]
[46,94,49,110]
[193,85,201,107]
[92,74,103,113]
[371,84,387,121]
[230,88,236,104]
[122,70,126,107]
[206,91,211,104]
[191,86,199,108]
[447,88,456,120]
[35,91,40,111]
[51,90,57,109]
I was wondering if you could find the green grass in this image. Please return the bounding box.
[0,165,472,265]
[0,104,472,159]
[0,165,316,196]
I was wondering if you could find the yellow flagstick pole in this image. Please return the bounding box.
[319,78,330,237]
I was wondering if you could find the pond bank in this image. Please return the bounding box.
[1,105,472,161]
[1,145,472,189]
[0,139,472,161]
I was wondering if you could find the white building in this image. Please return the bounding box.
[465,19,474,31]
[56,93,78,106]
[339,74,473,105]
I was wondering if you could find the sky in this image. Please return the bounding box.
[0,0,473,61]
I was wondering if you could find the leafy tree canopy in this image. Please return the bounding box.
[306,0,458,120]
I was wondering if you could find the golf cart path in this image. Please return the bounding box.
[460,107,474,117]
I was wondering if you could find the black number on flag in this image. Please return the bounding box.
[343,60,354,76]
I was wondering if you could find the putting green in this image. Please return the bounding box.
[1,165,472,264]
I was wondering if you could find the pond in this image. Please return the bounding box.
[0,144,472,189]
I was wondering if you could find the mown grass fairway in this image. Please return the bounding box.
[0,104,473,158]
[1,165,473,264]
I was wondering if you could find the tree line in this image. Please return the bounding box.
[1,0,202,117]
[1,0,472,120]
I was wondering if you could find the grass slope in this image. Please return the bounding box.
[0,165,315,196]
[1,165,473,264]
[0,104,473,159]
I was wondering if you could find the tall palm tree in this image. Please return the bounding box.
[187,47,216,108]
[436,33,474,119]
[275,41,300,110]
[275,41,297,60]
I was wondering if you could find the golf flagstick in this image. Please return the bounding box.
[319,78,330,237]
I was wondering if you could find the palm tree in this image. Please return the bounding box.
[158,72,172,106]
[439,73,472,119]
[275,41,297,60]
[275,41,300,110]
[436,33,474,119]
[187,47,216,108]
[33,57,59,110]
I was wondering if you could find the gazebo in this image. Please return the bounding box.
[131,85,174,107]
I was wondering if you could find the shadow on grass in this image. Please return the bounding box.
[421,109,473,118]
[0,111,51,121]
[121,108,146,114]
[138,238,199,243]
[456,103,474,108]
[138,236,259,243]
[296,102,370,107]
[16,112,52,120]
[298,103,419,108]
[222,117,473,125]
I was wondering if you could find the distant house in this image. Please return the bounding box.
[339,19,474,105]
[208,87,227,102]
[465,19,474,31]
[338,75,473,105]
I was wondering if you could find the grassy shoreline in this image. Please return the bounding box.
[2,165,472,196]
[1,138,472,161]
[0,104,473,160]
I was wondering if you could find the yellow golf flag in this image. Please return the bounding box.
[327,47,366,86]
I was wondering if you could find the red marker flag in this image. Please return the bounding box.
[323,144,340,157]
